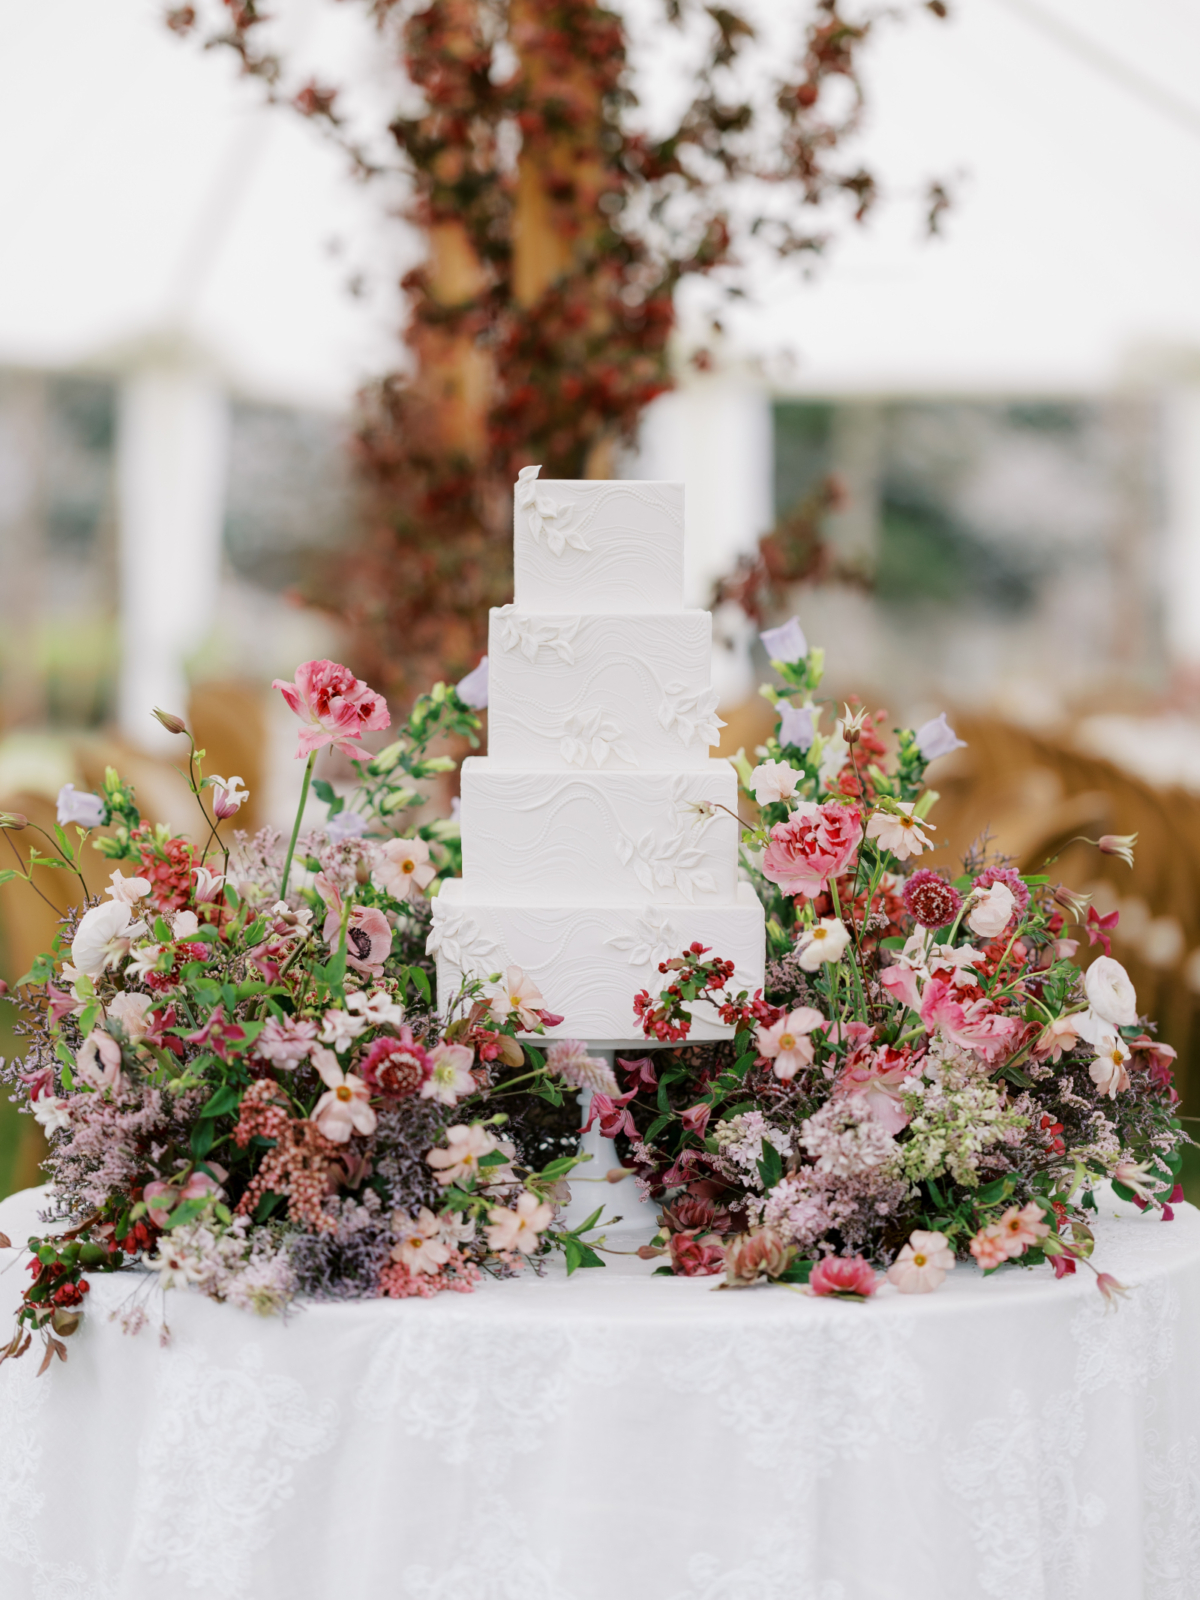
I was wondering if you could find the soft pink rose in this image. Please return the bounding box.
[809,1254,878,1298]
[669,1230,726,1277]
[723,1228,795,1286]
[761,801,862,899]
[272,658,391,758]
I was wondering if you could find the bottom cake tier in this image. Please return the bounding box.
[428,880,765,1045]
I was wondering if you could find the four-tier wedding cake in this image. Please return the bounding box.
[428,467,765,1043]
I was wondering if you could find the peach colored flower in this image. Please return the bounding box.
[390,1207,452,1275]
[723,1228,795,1286]
[1033,1015,1080,1062]
[426,1123,499,1186]
[272,658,391,758]
[997,1202,1050,1256]
[887,1230,955,1294]
[969,1225,1009,1270]
[374,836,436,900]
[106,990,154,1042]
[421,1042,477,1106]
[485,1189,554,1254]
[756,1006,824,1081]
[809,1255,878,1298]
[312,1047,377,1142]
[489,966,545,1030]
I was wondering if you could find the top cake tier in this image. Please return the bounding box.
[513,469,684,613]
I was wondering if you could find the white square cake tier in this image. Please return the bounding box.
[458,758,742,907]
[487,607,721,771]
[428,879,766,1045]
[513,478,684,613]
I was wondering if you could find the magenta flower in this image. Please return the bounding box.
[272,659,391,759]
[809,1255,877,1299]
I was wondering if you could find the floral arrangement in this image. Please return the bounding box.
[0,629,1187,1368]
[0,660,612,1371]
[613,619,1186,1301]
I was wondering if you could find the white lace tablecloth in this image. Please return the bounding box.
[3,1184,1200,1600]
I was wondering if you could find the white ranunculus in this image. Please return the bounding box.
[966,881,1015,939]
[1084,955,1138,1028]
[56,784,105,829]
[759,616,808,664]
[70,900,144,979]
[914,713,966,763]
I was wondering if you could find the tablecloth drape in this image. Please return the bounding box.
[2,1183,1199,1600]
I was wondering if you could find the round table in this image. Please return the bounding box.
[2,1184,1199,1600]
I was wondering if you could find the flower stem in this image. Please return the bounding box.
[280,751,316,901]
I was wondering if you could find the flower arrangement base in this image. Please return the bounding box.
[3,1181,1200,1600]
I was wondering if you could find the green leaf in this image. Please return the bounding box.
[757,1140,783,1190]
[776,1257,813,1285]
[408,967,432,1005]
[312,779,336,804]
[254,1191,285,1223]
[477,1150,509,1168]
[1111,1179,1136,1203]
[0,868,21,888]
[190,1119,216,1160]
[200,1083,243,1120]
[164,1197,211,1230]
[537,1156,578,1181]
[575,1206,604,1235]
[563,1236,583,1274]
[18,952,57,986]
[78,1000,100,1039]
[974,1176,1015,1207]
[732,1051,757,1080]
[643,1113,672,1142]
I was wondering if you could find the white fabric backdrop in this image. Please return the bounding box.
[2,1183,1199,1600]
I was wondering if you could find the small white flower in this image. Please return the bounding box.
[966,882,1016,939]
[796,918,851,971]
[209,774,249,820]
[915,713,966,762]
[325,810,368,844]
[346,989,407,1028]
[32,1095,72,1135]
[104,870,151,905]
[1088,1026,1131,1098]
[866,803,934,862]
[171,910,200,941]
[319,1008,368,1052]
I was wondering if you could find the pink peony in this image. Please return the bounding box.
[809,1254,878,1298]
[761,801,862,900]
[272,659,391,759]
[837,1043,911,1135]
[887,1229,955,1294]
[669,1230,726,1277]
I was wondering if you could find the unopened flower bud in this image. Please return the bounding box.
[1053,884,1092,920]
[840,704,869,745]
[0,812,27,830]
[606,1167,632,1183]
[1097,833,1137,868]
[153,708,188,736]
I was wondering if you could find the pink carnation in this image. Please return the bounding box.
[669,1230,726,1277]
[272,659,391,759]
[918,977,1019,1062]
[809,1254,878,1298]
[761,801,861,899]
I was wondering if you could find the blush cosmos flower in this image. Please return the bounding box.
[272,659,391,759]
[796,917,851,971]
[75,1029,123,1091]
[761,801,861,899]
[756,1006,824,1080]
[104,870,152,905]
[1088,1028,1131,1097]
[887,1230,955,1294]
[422,1042,477,1106]
[749,758,801,805]
[489,966,545,1030]
[426,1123,499,1186]
[390,1208,452,1275]
[485,1189,554,1254]
[311,1048,377,1143]
[809,1255,877,1298]
[996,1202,1050,1256]
[373,836,436,900]
[866,803,934,861]
[969,1225,1009,1269]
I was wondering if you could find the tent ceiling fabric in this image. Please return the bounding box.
[1,0,1199,402]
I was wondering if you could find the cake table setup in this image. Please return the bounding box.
[2,470,1199,1598]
